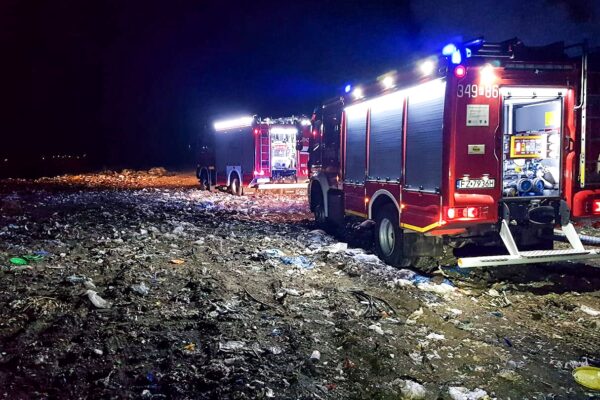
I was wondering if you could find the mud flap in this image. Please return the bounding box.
[403,233,443,257]
[327,190,345,226]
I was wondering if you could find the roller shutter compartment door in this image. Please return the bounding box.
[405,83,446,192]
[345,108,368,184]
[368,96,404,181]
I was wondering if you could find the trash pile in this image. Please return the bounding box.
[1,168,198,190]
[0,171,599,399]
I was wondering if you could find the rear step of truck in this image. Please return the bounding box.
[458,220,600,268]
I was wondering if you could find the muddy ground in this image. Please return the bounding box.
[0,170,599,399]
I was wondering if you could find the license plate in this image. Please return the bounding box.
[456,178,495,189]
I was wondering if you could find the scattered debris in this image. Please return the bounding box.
[9,257,28,265]
[0,171,598,399]
[84,290,111,309]
[573,366,600,390]
[310,350,321,362]
[131,282,150,296]
[219,341,247,352]
[425,332,445,341]
[448,386,489,400]
[396,379,427,400]
[580,305,600,317]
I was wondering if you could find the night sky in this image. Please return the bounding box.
[2,0,599,173]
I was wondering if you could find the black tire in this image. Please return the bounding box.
[199,170,210,191]
[374,204,412,267]
[312,188,328,227]
[229,174,242,196]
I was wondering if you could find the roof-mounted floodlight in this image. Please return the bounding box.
[420,60,435,76]
[352,87,364,99]
[214,116,254,131]
[480,63,496,85]
[344,84,352,93]
[382,75,395,89]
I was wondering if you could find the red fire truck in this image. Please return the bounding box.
[197,115,311,194]
[308,38,600,268]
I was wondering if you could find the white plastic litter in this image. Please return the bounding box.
[131,282,150,296]
[83,280,97,290]
[416,282,456,295]
[425,332,445,341]
[352,253,381,264]
[368,324,385,335]
[85,290,111,309]
[321,242,348,253]
[219,341,247,352]
[310,350,321,361]
[406,307,423,325]
[580,305,600,317]
[448,386,489,400]
[397,379,427,399]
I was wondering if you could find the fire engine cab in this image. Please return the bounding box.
[308,38,600,268]
[197,115,311,194]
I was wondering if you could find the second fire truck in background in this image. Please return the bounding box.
[197,116,311,194]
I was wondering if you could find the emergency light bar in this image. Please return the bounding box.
[214,116,254,131]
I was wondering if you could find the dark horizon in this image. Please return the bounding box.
[2,0,599,177]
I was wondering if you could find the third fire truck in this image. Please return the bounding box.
[308,38,600,268]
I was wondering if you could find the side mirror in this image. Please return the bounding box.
[296,124,308,151]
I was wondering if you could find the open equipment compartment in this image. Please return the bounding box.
[501,89,564,199]
[269,125,298,182]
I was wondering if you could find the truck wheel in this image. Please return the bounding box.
[313,192,328,227]
[375,204,411,267]
[229,174,242,196]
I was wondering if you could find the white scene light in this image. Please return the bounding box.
[300,119,312,126]
[214,116,254,131]
[382,76,394,89]
[270,126,298,135]
[420,60,435,76]
[352,87,364,99]
[480,64,496,85]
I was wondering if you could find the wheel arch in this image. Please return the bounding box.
[308,172,331,215]
[198,167,210,180]
[369,189,400,221]
[227,169,241,187]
